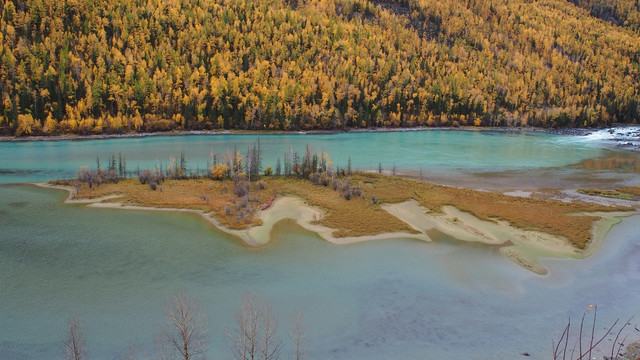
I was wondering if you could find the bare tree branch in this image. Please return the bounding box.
[553,305,632,360]
[157,291,209,360]
[230,293,282,360]
[261,302,282,360]
[289,311,306,360]
[64,317,86,360]
[231,293,260,360]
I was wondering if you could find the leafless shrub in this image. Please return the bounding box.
[290,311,306,360]
[157,292,209,360]
[230,293,282,360]
[64,317,86,360]
[139,170,164,190]
[76,166,101,189]
[341,180,350,193]
[237,196,249,210]
[309,173,322,185]
[342,181,352,200]
[552,305,633,360]
[351,186,364,199]
[370,195,378,204]
[232,172,248,185]
[225,206,232,216]
[234,180,250,198]
[309,172,331,186]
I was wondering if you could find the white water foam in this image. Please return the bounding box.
[582,126,640,148]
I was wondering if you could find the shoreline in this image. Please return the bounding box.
[0,124,631,141]
[33,182,637,275]
[4,125,638,154]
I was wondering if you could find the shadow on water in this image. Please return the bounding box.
[8,201,28,208]
[425,228,511,250]
[0,169,41,175]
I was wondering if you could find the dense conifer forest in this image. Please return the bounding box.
[1,0,639,136]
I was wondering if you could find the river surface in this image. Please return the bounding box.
[1,128,639,359]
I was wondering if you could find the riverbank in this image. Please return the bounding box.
[36,172,637,274]
[0,126,530,142]
[0,125,634,140]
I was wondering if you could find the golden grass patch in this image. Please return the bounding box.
[617,185,640,197]
[351,173,632,249]
[74,178,269,229]
[265,176,418,238]
[67,172,634,249]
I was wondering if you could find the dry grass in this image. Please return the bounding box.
[264,176,418,237]
[69,172,634,248]
[617,185,640,197]
[351,173,632,249]
[578,188,635,200]
[74,178,269,229]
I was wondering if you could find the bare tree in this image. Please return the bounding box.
[261,302,282,360]
[231,293,282,360]
[157,292,209,360]
[64,318,86,360]
[552,305,633,360]
[232,294,260,360]
[289,311,306,360]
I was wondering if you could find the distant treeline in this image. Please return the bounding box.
[1,0,639,136]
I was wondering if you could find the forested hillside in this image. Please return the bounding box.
[566,0,640,31]
[1,0,639,136]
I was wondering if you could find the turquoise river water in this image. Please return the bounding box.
[1,129,639,359]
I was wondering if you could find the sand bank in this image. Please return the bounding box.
[384,199,636,274]
[34,182,636,274]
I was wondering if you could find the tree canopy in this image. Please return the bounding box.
[1,0,639,135]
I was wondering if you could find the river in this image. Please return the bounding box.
[1,129,639,359]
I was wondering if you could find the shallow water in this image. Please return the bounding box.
[1,130,640,359]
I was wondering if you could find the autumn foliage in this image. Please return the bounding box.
[1,0,639,136]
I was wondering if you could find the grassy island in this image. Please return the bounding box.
[44,166,636,274]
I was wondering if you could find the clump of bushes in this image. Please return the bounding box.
[325,176,365,201]
[234,180,250,197]
[76,166,121,189]
[138,170,164,190]
[236,195,249,211]
[210,163,230,180]
[309,172,331,186]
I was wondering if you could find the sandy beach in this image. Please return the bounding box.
[34,182,637,275]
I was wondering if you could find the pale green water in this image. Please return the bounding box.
[0,130,623,184]
[1,130,640,359]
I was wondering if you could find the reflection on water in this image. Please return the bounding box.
[573,151,640,173]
